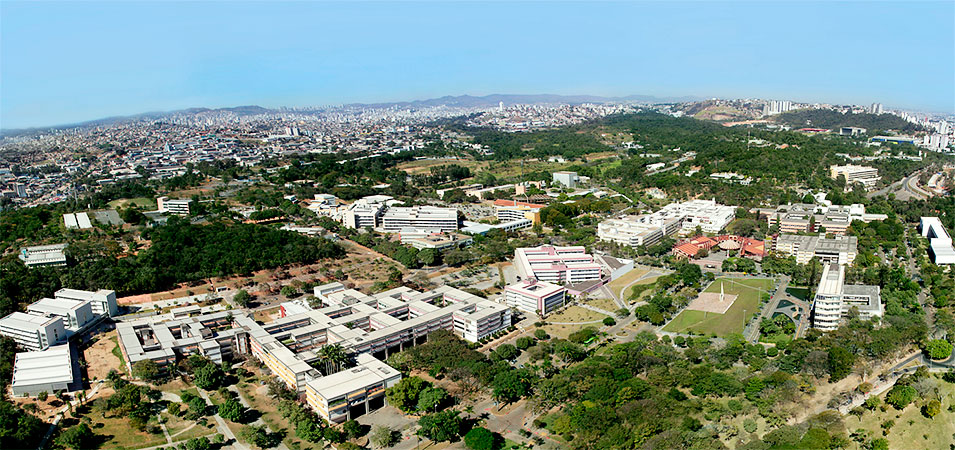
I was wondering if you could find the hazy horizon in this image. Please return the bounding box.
[2,1,953,129]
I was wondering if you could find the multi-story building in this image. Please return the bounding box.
[11,345,79,397]
[157,196,193,215]
[116,311,248,373]
[53,288,118,318]
[245,285,511,394]
[597,215,683,248]
[752,203,887,236]
[919,217,955,264]
[400,232,473,250]
[514,246,603,285]
[812,264,882,331]
[772,234,857,265]
[494,199,545,224]
[18,244,68,268]
[381,206,459,233]
[597,200,735,248]
[552,171,579,188]
[27,297,94,330]
[0,312,66,351]
[305,353,401,423]
[504,280,567,316]
[830,165,880,190]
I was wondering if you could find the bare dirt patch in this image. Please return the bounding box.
[84,331,124,381]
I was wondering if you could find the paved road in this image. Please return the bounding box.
[744,275,788,343]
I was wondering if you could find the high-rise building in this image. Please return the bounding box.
[514,246,603,285]
[812,264,882,331]
[869,103,884,115]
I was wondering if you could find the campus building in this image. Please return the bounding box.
[157,196,192,215]
[597,200,736,248]
[116,311,249,373]
[829,165,880,190]
[514,246,603,285]
[0,312,66,351]
[18,243,68,268]
[381,206,459,233]
[493,199,544,224]
[751,203,887,235]
[812,264,882,331]
[919,217,955,265]
[11,345,80,396]
[399,232,473,250]
[27,297,95,330]
[552,171,579,188]
[304,353,401,423]
[597,215,683,248]
[504,280,567,316]
[772,234,858,265]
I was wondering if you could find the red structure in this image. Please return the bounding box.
[673,235,765,259]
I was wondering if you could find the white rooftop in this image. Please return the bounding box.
[12,345,74,387]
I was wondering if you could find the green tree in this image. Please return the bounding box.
[369,425,398,449]
[464,427,500,450]
[924,339,953,360]
[233,289,251,307]
[417,410,462,442]
[827,346,855,381]
[418,249,439,266]
[602,317,616,326]
[385,376,429,413]
[534,329,550,340]
[885,384,917,410]
[343,420,363,439]
[57,423,95,450]
[193,360,225,390]
[132,359,161,381]
[922,399,941,418]
[218,396,247,422]
[492,369,532,404]
[241,425,281,449]
[492,344,519,361]
[182,436,213,450]
[416,387,448,412]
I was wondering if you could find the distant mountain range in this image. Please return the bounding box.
[0,93,700,137]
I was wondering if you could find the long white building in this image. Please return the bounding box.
[812,264,882,331]
[0,312,66,351]
[382,206,459,233]
[157,196,193,215]
[772,234,857,265]
[597,199,735,248]
[919,217,955,264]
[504,280,567,316]
[830,165,880,190]
[18,244,68,268]
[514,246,603,285]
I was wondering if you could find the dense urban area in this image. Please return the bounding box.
[2,96,955,450]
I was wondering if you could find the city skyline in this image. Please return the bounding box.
[2,1,953,129]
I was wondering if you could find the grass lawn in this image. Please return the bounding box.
[90,412,166,450]
[785,287,810,301]
[236,378,311,449]
[844,381,955,450]
[585,297,618,312]
[662,278,773,336]
[107,197,157,210]
[110,336,127,375]
[546,306,607,323]
[608,268,650,295]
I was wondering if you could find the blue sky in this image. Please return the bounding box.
[2,1,953,129]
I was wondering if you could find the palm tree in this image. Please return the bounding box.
[318,344,352,375]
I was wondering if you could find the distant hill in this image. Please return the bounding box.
[1,94,701,137]
[774,109,924,133]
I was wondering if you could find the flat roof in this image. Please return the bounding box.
[307,354,399,400]
[506,280,565,298]
[0,312,60,331]
[12,345,75,387]
[29,297,85,315]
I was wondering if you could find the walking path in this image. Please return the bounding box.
[198,389,250,450]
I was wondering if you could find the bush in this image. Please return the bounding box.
[743,418,757,433]
[923,339,953,360]
[602,317,616,326]
[922,399,941,418]
[464,427,499,450]
[885,385,917,410]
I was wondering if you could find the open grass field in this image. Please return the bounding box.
[844,380,955,450]
[608,268,650,296]
[107,197,157,210]
[396,158,488,175]
[662,278,773,336]
[585,297,618,312]
[89,412,167,450]
[541,306,608,339]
